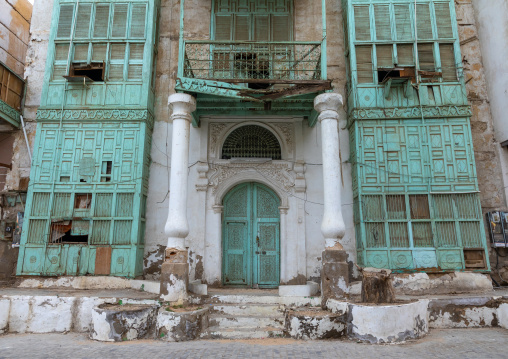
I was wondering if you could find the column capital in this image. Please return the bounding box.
[314,93,343,114]
[169,93,197,121]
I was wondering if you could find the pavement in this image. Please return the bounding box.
[0,328,507,359]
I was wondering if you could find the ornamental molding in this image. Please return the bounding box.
[0,99,21,127]
[273,123,294,149]
[36,109,154,127]
[208,162,295,195]
[209,123,229,155]
[349,105,472,121]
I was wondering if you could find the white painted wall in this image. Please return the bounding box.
[471,0,508,206]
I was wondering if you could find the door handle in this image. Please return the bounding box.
[255,251,260,254]
[256,236,260,247]
[262,251,266,255]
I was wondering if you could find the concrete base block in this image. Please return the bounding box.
[90,304,158,342]
[28,296,75,333]
[8,296,30,333]
[498,303,508,329]
[429,297,499,328]
[0,299,10,333]
[157,307,209,341]
[279,281,319,297]
[130,280,161,294]
[348,299,429,344]
[392,272,493,296]
[189,280,207,296]
[285,308,346,340]
[160,262,188,303]
[321,250,349,305]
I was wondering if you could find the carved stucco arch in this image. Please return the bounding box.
[213,121,290,161]
[214,171,289,208]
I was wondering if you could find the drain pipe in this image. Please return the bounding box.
[19,115,31,165]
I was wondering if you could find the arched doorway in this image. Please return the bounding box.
[222,182,280,288]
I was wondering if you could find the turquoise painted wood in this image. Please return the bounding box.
[344,0,490,272]
[16,0,160,278]
[223,183,280,288]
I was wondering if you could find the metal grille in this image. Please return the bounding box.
[184,41,322,81]
[222,125,281,159]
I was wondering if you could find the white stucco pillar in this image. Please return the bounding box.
[164,93,196,250]
[314,93,346,249]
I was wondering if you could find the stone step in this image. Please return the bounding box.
[209,303,283,316]
[207,326,285,340]
[209,294,321,307]
[210,315,284,329]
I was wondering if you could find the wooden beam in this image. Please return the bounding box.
[258,83,332,101]
[211,79,332,85]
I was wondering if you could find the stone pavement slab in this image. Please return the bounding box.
[0,328,507,359]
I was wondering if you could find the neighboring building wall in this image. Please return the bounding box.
[0,0,32,283]
[467,0,508,283]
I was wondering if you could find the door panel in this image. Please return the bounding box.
[223,182,280,288]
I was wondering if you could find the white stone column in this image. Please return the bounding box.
[314,93,346,249]
[164,93,196,249]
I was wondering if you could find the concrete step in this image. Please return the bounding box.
[210,303,283,316]
[207,326,285,339]
[209,294,321,307]
[210,315,284,329]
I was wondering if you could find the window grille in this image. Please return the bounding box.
[222,125,282,160]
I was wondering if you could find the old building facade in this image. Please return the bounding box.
[4,0,506,292]
[0,0,32,283]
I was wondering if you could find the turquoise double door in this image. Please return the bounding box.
[222,183,280,288]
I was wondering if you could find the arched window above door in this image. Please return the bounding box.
[221,125,282,160]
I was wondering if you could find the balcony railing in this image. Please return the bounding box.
[182,41,323,82]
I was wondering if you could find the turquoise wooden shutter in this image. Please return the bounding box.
[416,4,433,40]
[418,43,435,71]
[356,45,373,83]
[374,5,391,41]
[93,4,110,38]
[92,44,107,62]
[57,4,75,39]
[440,44,456,81]
[354,6,371,41]
[394,4,412,41]
[376,45,393,68]
[73,44,89,63]
[215,15,232,40]
[272,15,290,41]
[254,15,269,41]
[112,4,128,38]
[234,15,250,40]
[53,44,69,80]
[109,43,126,80]
[130,4,147,38]
[75,4,92,39]
[435,2,453,39]
[396,44,414,66]
[128,43,144,80]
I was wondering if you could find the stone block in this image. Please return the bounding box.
[188,280,207,296]
[157,307,209,341]
[498,303,508,329]
[90,304,158,342]
[8,296,30,333]
[165,248,188,263]
[322,250,348,263]
[279,282,319,297]
[0,299,10,334]
[160,262,189,303]
[285,308,346,340]
[321,256,349,306]
[28,296,75,333]
[428,297,499,328]
[348,299,429,344]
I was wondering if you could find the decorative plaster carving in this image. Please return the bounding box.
[208,162,295,195]
[209,123,229,155]
[36,109,152,123]
[273,123,293,149]
[350,105,472,121]
[0,99,21,126]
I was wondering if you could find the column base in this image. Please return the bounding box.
[321,249,349,307]
[159,249,189,304]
